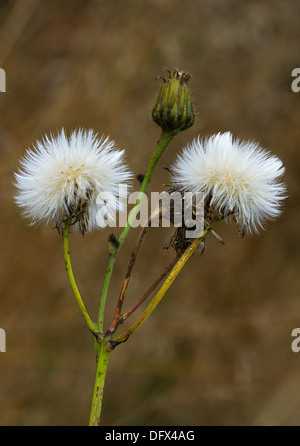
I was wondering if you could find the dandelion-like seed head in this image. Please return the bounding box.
[170,132,287,235]
[14,129,133,234]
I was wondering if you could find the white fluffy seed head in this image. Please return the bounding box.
[14,128,133,233]
[170,132,287,234]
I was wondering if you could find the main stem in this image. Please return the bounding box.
[90,130,175,426]
[97,130,175,334]
[89,340,111,426]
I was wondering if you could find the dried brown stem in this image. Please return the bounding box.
[106,224,149,336]
[121,252,181,323]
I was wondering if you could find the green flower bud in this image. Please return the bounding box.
[152,68,195,134]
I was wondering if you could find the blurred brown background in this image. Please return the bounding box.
[0,0,299,426]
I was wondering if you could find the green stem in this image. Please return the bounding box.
[63,221,96,334]
[97,129,175,333]
[115,218,221,343]
[97,253,116,334]
[89,340,111,426]
[118,130,175,246]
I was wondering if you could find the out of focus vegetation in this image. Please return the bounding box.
[0,0,300,425]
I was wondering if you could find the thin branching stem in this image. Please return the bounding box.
[106,225,149,336]
[120,252,181,323]
[63,220,96,334]
[115,218,221,343]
